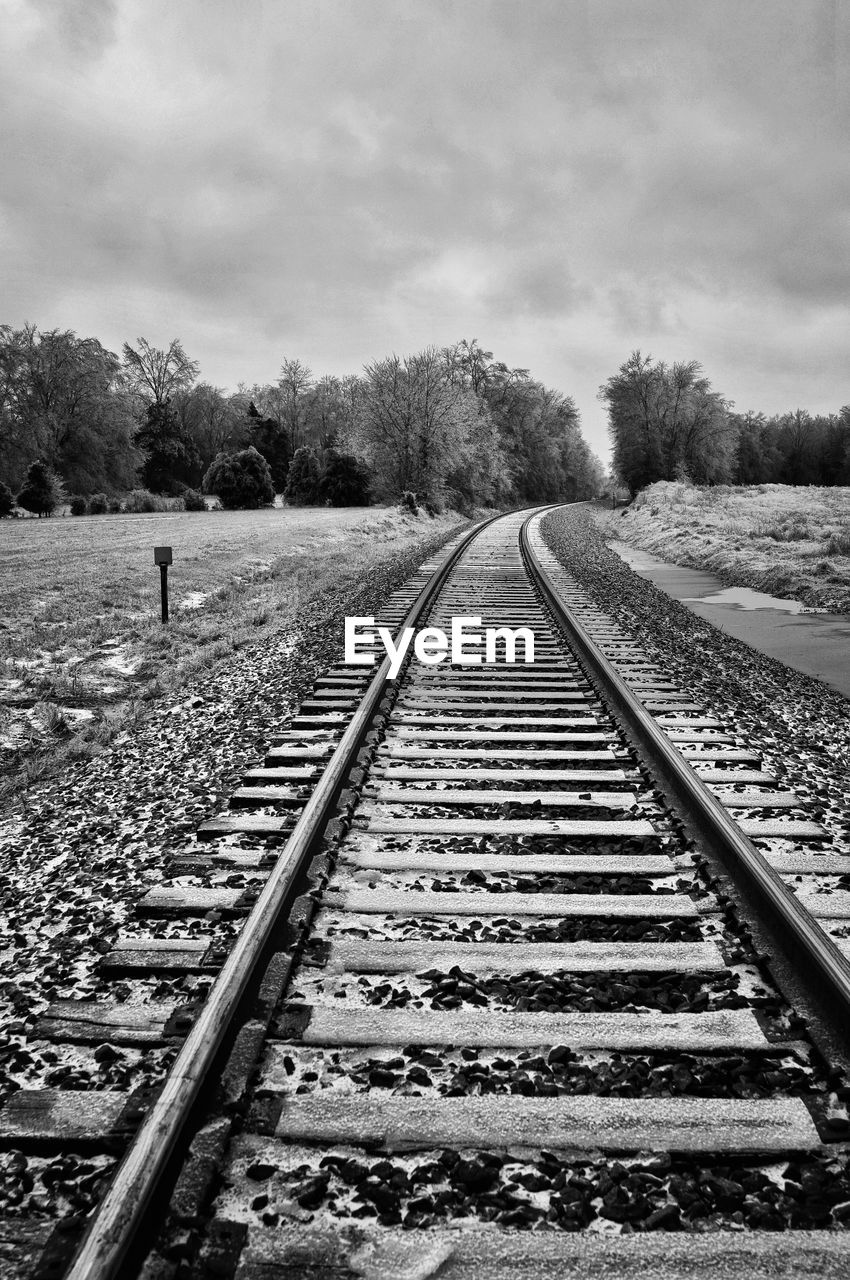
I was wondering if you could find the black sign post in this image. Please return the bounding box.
[153,546,173,623]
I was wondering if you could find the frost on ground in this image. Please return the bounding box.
[541,505,850,877]
[0,524,461,1128]
[0,505,466,792]
[595,483,850,613]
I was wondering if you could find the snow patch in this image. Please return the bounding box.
[101,649,140,676]
[180,591,210,611]
[65,707,95,723]
[681,586,806,614]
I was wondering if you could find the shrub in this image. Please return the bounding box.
[17,460,66,517]
[123,488,170,513]
[284,446,321,506]
[182,488,207,512]
[400,490,419,515]
[825,531,850,556]
[762,515,811,542]
[318,451,372,507]
[0,481,16,517]
[443,487,475,517]
[34,700,70,738]
[69,495,87,516]
[88,492,108,515]
[203,446,275,509]
[108,497,122,513]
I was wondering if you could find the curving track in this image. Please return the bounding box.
[4,507,850,1279]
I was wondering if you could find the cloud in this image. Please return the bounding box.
[0,0,848,461]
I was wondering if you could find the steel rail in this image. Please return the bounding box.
[520,508,850,1042]
[66,509,517,1280]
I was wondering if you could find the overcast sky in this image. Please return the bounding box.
[2,0,848,463]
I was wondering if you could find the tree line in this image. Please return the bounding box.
[601,351,850,495]
[0,325,604,513]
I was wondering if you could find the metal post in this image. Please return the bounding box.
[154,547,173,622]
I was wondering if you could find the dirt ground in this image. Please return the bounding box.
[595,483,850,614]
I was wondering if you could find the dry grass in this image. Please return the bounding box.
[596,482,850,613]
[0,505,466,782]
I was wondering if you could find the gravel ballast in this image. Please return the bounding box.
[540,506,850,855]
[0,524,465,1121]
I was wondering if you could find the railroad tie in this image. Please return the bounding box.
[267,1094,820,1156]
[323,888,700,917]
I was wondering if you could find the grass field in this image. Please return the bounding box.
[0,505,466,778]
[595,482,850,613]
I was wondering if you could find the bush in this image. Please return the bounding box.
[203,446,275,510]
[761,515,812,542]
[182,488,207,512]
[825,531,850,556]
[69,495,87,516]
[88,492,108,515]
[318,451,372,507]
[444,487,475,517]
[123,488,170,513]
[17,460,66,517]
[284,446,321,506]
[0,481,17,517]
[108,497,121,513]
[400,490,419,515]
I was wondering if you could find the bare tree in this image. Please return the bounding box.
[122,338,201,491]
[172,383,244,472]
[337,374,366,450]
[600,351,734,493]
[304,375,346,452]
[278,357,313,452]
[357,347,489,501]
[0,324,139,491]
[122,337,199,407]
[442,338,495,394]
[244,381,286,430]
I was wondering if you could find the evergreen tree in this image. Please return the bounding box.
[284,446,321,505]
[246,401,291,490]
[202,446,275,509]
[17,460,65,516]
[134,400,201,493]
[319,451,372,506]
[182,488,207,511]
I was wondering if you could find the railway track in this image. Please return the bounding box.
[3,507,850,1279]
